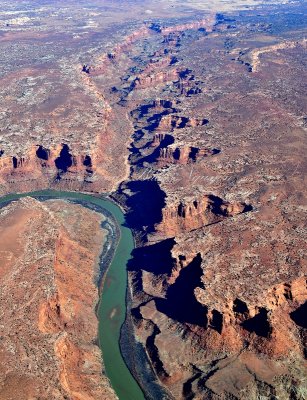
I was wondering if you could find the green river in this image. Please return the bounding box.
[0,190,145,400]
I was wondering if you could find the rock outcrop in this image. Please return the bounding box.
[161,16,216,35]
[248,39,307,72]
[0,198,116,400]
[156,194,250,237]
[156,115,208,131]
[134,68,181,89]
[157,146,219,165]
[0,2,306,399]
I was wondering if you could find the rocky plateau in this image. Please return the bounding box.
[0,197,116,400]
[0,0,306,399]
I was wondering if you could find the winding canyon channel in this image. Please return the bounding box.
[0,190,145,400]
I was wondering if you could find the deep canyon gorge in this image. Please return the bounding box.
[0,0,306,399]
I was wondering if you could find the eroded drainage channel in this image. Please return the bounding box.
[0,189,145,400]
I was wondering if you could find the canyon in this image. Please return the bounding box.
[0,0,306,399]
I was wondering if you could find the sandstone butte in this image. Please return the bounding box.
[0,0,306,399]
[0,197,117,400]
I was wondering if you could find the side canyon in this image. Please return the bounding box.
[0,0,306,399]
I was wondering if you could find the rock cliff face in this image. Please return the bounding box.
[157,146,219,166]
[156,195,250,237]
[89,25,151,75]
[248,39,307,72]
[134,206,307,399]
[0,145,92,194]
[160,16,216,35]
[156,115,208,131]
[0,1,306,399]
[134,69,181,90]
[102,4,306,399]
[0,103,131,194]
[0,198,116,400]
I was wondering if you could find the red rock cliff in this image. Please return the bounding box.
[0,197,117,400]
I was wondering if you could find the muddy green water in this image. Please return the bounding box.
[0,190,145,400]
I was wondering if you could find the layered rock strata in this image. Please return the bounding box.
[0,197,116,400]
[0,2,306,399]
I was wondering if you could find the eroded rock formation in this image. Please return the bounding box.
[157,146,219,165]
[134,68,181,90]
[156,115,208,131]
[161,16,216,35]
[0,198,116,400]
[156,194,250,237]
[0,1,306,399]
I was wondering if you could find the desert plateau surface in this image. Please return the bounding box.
[0,0,306,399]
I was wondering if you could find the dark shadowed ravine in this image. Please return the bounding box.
[0,190,145,400]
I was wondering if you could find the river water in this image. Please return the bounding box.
[0,189,145,400]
